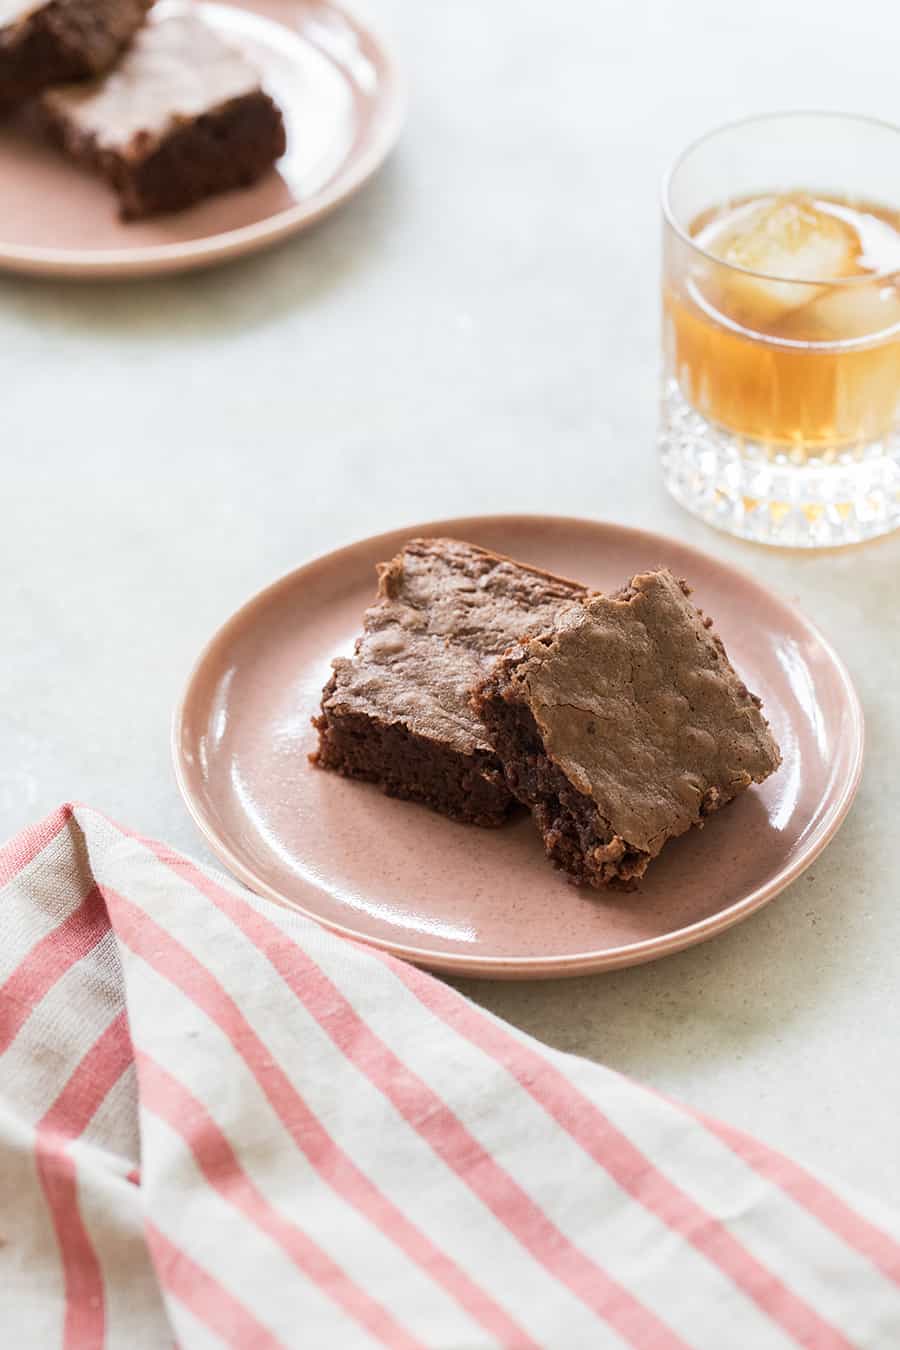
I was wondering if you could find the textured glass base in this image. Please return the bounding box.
[660,380,900,547]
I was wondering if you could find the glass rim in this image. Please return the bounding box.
[661,109,900,289]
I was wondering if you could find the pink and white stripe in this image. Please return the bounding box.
[1,804,898,1349]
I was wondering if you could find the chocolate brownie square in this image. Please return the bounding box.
[0,0,152,111]
[41,11,286,219]
[474,569,781,885]
[312,538,590,826]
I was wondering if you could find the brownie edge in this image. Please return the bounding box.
[313,675,517,828]
[51,89,288,220]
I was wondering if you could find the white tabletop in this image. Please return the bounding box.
[3,0,899,1201]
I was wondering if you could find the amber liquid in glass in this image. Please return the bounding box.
[664,193,900,458]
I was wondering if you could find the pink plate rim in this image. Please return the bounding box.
[171,514,865,978]
[0,0,406,280]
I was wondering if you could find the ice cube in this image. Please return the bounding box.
[698,196,860,326]
[825,200,900,274]
[778,280,900,342]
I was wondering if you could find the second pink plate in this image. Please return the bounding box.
[0,0,404,278]
[173,516,864,978]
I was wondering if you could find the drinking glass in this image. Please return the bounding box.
[660,112,900,547]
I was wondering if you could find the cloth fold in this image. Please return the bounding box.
[1,803,898,1349]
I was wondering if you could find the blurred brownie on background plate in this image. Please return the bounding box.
[41,10,286,218]
[0,0,151,110]
[312,538,590,826]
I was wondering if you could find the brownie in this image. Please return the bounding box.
[474,569,781,885]
[41,12,286,219]
[0,0,151,111]
[312,538,590,826]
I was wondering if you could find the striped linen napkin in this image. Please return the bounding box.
[1,805,898,1350]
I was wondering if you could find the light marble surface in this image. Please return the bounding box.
[3,0,899,1200]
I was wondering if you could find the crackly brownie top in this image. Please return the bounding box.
[42,13,262,151]
[494,569,781,854]
[323,538,588,756]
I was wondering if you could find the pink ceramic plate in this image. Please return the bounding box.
[0,0,404,279]
[173,516,864,978]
